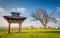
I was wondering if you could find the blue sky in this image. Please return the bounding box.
[0,0,60,28]
[0,0,60,17]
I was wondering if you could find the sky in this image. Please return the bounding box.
[0,0,60,28]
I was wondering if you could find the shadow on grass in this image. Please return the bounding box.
[15,32,30,33]
[0,29,60,33]
[40,31,60,33]
[14,31,60,33]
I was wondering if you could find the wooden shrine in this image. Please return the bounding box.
[3,12,26,33]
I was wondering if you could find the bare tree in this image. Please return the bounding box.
[31,8,57,29]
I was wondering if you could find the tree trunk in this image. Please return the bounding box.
[43,25,46,29]
[40,21,47,29]
[42,23,47,29]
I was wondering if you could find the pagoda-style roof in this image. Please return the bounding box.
[11,12,20,16]
[3,16,26,20]
[3,12,26,23]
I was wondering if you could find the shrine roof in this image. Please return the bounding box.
[3,16,26,19]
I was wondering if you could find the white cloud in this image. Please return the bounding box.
[11,7,26,13]
[56,7,60,12]
[11,8,16,12]
[0,7,5,13]
[17,7,26,13]
[12,8,16,11]
[56,18,60,20]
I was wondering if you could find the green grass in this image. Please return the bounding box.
[0,28,60,38]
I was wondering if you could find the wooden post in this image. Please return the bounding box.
[8,22,11,33]
[18,22,22,32]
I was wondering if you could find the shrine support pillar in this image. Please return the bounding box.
[8,22,11,33]
[18,22,22,32]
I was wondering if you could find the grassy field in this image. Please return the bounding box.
[0,28,60,38]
